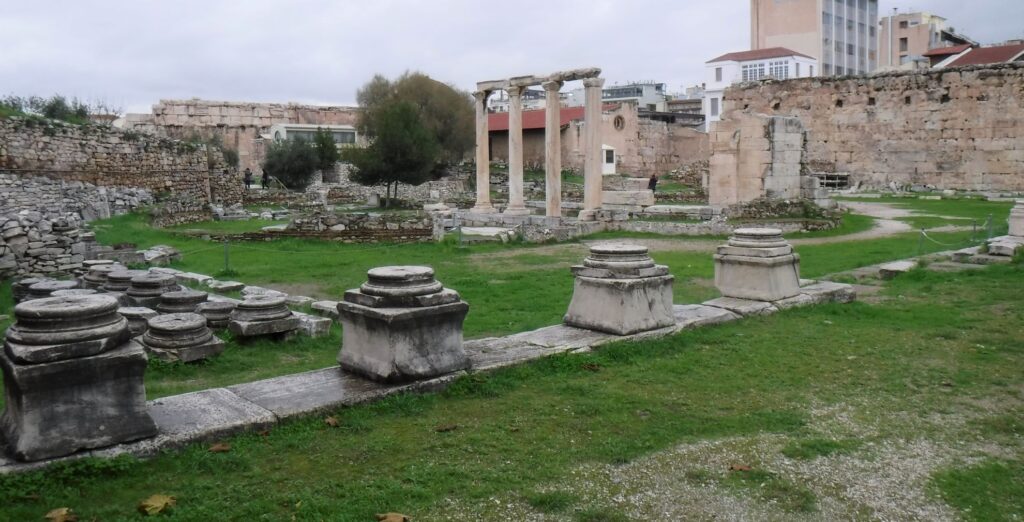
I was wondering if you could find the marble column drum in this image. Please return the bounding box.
[0,294,156,461]
[126,273,178,308]
[103,270,148,293]
[564,244,675,335]
[52,289,98,298]
[119,307,159,337]
[81,264,123,290]
[156,289,209,314]
[26,280,79,301]
[141,313,225,363]
[713,228,801,302]
[228,295,300,339]
[197,301,236,329]
[337,266,469,383]
[13,278,49,303]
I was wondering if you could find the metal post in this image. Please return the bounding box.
[223,239,230,273]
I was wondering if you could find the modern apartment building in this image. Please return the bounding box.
[751,0,879,76]
[703,48,818,130]
[877,11,975,69]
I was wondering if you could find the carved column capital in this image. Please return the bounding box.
[541,80,563,93]
[473,90,490,102]
[506,85,525,98]
[582,77,606,89]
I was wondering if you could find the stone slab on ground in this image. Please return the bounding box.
[175,272,213,285]
[800,281,858,304]
[228,369,462,419]
[986,235,1024,257]
[672,304,741,330]
[143,388,276,448]
[460,227,515,243]
[207,280,245,293]
[293,311,332,338]
[878,260,917,280]
[311,300,340,320]
[702,296,779,316]
[927,261,988,272]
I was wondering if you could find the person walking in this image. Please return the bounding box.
[648,173,658,193]
[261,170,269,190]
[243,168,253,190]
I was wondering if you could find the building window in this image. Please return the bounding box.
[769,60,790,79]
[604,149,614,164]
[836,41,843,53]
[710,97,719,117]
[741,63,765,81]
[836,66,845,75]
[899,37,908,52]
[715,67,722,82]
[870,26,876,37]
[796,63,801,76]
[899,20,908,29]
[823,12,832,24]
[847,19,854,31]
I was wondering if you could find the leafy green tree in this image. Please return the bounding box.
[356,71,473,166]
[344,101,439,207]
[312,128,341,172]
[261,137,319,190]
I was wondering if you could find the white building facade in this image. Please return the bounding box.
[702,48,818,130]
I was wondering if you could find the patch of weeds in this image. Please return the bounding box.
[931,459,1024,522]
[781,438,861,460]
[216,268,240,278]
[684,469,715,486]
[525,490,578,513]
[574,506,631,522]
[724,468,817,513]
[972,413,1024,438]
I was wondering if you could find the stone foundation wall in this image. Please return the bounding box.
[124,99,360,174]
[0,211,86,277]
[722,64,1024,191]
[0,116,242,230]
[315,166,471,204]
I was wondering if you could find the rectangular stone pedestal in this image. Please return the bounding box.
[713,254,801,301]
[338,301,469,383]
[563,275,675,335]
[0,341,157,461]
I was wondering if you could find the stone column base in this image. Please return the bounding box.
[470,204,497,214]
[564,275,675,335]
[577,209,598,221]
[338,301,469,383]
[713,254,801,301]
[0,341,157,461]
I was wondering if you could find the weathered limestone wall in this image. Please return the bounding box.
[490,104,710,178]
[125,99,360,173]
[708,112,806,206]
[0,211,86,277]
[722,64,1024,191]
[0,116,243,226]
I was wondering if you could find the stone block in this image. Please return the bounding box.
[228,295,300,339]
[118,306,158,337]
[878,260,917,280]
[207,280,245,293]
[1008,200,1024,237]
[293,311,332,338]
[0,295,155,461]
[311,300,341,320]
[702,296,779,316]
[338,266,469,383]
[564,244,675,335]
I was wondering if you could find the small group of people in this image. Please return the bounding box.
[242,167,269,190]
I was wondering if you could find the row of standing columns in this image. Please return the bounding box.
[471,75,606,220]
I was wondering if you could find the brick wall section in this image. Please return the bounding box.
[722,64,1024,191]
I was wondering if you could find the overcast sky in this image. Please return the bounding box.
[1,1,1021,114]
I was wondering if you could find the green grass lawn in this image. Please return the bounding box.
[1,263,1020,520]
[837,196,1014,232]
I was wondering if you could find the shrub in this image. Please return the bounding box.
[262,137,319,190]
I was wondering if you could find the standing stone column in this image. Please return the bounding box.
[471,90,495,213]
[1009,199,1024,237]
[504,86,530,215]
[542,80,563,218]
[580,77,606,221]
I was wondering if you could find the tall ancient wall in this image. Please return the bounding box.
[722,64,1024,191]
[124,99,360,173]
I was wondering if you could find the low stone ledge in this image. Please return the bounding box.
[228,370,463,419]
[703,296,780,317]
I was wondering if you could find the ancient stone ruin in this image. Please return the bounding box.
[713,228,801,302]
[26,280,79,301]
[228,295,300,340]
[0,295,156,461]
[156,289,209,314]
[471,68,605,220]
[141,313,225,363]
[119,306,159,337]
[337,266,469,382]
[196,301,236,329]
[126,273,179,308]
[563,244,675,335]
